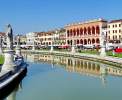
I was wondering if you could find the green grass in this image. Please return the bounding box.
[0,55,4,64]
[80,49,122,58]
[79,49,99,55]
[107,51,122,58]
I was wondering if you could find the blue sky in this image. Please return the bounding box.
[0,0,122,34]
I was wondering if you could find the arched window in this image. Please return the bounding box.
[96,26,100,34]
[80,28,83,36]
[84,27,87,35]
[92,39,95,44]
[70,29,72,36]
[67,30,69,37]
[74,40,76,45]
[67,40,70,45]
[77,28,80,36]
[73,29,76,36]
[80,39,83,44]
[96,38,100,43]
[84,39,87,45]
[71,40,72,45]
[88,27,91,35]
[92,26,95,35]
[77,39,79,44]
[88,39,91,44]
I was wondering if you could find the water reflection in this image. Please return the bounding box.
[4,83,22,100]
[23,53,122,86]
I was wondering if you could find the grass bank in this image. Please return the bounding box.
[79,49,122,58]
[0,55,4,64]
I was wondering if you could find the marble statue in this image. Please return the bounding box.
[15,34,22,57]
[2,24,15,71]
[6,24,13,50]
[101,32,106,46]
[17,34,20,46]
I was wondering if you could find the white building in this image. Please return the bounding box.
[26,32,37,46]
[107,19,122,43]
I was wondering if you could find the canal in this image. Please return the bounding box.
[4,53,122,100]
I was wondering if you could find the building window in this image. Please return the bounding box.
[113,25,114,28]
[113,30,114,33]
[115,30,117,33]
[115,24,117,27]
[113,36,114,40]
[119,24,121,27]
[108,36,110,40]
[115,35,117,40]
[119,30,121,33]
[119,35,121,39]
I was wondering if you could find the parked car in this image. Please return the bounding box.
[83,45,95,49]
[106,46,114,51]
[114,47,122,53]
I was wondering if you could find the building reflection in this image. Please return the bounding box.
[22,53,122,86]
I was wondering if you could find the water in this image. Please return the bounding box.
[4,53,122,100]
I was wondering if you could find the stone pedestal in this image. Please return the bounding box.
[100,46,106,57]
[2,50,16,71]
[16,46,21,57]
[0,47,2,54]
[50,46,53,52]
[71,45,75,53]
[32,46,35,51]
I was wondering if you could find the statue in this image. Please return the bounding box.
[17,34,20,46]
[101,32,106,46]
[6,24,13,50]
[15,34,22,57]
[1,24,15,71]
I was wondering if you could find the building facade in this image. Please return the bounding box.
[65,18,107,47]
[26,32,37,46]
[36,31,54,47]
[107,19,122,43]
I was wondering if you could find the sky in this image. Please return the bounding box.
[0,0,122,34]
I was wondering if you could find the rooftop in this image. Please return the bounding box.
[66,18,107,27]
[109,19,122,23]
[0,32,5,36]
